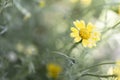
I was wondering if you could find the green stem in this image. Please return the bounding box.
[102,20,120,34]
[52,51,75,64]
[68,40,82,54]
[81,73,116,78]
[80,62,115,72]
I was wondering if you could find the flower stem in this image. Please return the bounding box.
[80,62,115,72]
[102,20,120,34]
[52,51,75,65]
[68,40,82,54]
[81,73,116,78]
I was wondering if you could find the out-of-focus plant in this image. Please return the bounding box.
[46,63,62,79]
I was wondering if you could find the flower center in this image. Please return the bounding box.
[79,28,91,39]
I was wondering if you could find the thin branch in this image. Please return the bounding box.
[52,51,75,65]
[0,26,8,35]
[102,20,120,34]
[81,73,116,78]
[67,40,82,54]
[80,62,115,72]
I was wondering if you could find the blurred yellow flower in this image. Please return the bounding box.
[118,6,120,15]
[108,61,120,80]
[47,63,62,79]
[24,44,38,56]
[70,0,79,3]
[16,42,25,53]
[111,5,120,16]
[113,66,120,80]
[23,12,31,21]
[70,20,101,48]
[39,0,45,8]
[107,67,114,75]
[116,61,120,66]
[80,0,92,7]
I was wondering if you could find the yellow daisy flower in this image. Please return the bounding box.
[113,66,120,80]
[108,61,120,80]
[70,20,101,48]
[46,63,62,79]
[113,63,120,80]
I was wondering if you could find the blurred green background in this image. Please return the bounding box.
[1,0,120,80]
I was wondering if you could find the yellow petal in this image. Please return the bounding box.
[88,42,96,48]
[74,37,81,42]
[71,27,78,32]
[70,33,75,37]
[70,27,79,38]
[107,67,113,75]
[94,31,101,36]
[82,39,96,48]
[82,39,88,47]
[70,32,79,37]
[73,20,85,30]
[93,43,96,46]
[118,77,120,80]
[92,32,101,41]
[116,61,120,66]
[87,22,95,32]
[88,45,93,48]
[113,66,120,75]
